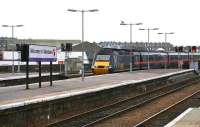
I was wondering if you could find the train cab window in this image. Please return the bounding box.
[96,55,110,61]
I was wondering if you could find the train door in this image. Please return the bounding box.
[166,52,169,68]
[139,52,142,70]
[132,52,140,70]
[140,52,148,69]
[132,52,134,70]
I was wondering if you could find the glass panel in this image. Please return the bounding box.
[96,55,110,61]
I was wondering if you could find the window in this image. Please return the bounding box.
[96,55,110,61]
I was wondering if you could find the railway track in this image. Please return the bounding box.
[47,76,199,127]
[135,89,200,127]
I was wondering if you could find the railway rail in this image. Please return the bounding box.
[47,74,200,127]
[135,88,200,127]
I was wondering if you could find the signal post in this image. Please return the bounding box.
[61,43,72,77]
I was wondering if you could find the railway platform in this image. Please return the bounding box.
[165,108,200,127]
[0,72,60,81]
[0,69,193,110]
[0,69,195,126]
[0,72,93,87]
[0,72,62,87]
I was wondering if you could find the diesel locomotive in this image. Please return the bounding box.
[91,48,200,74]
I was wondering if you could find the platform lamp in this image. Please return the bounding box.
[139,28,159,70]
[120,21,142,72]
[157,32,174,49]
[158,32,174,71]
[2,24,24,74]
[68,9,98,81]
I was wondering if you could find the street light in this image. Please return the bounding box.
[158,32,174,49]
[158,32,174,71]
[120,21,142,72]
[2,24,24,74]
[158,32,174,70]
[139,27,159,70]
[68,9,98,81]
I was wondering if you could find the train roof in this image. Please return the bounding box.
[140,52,167,55]
[98,48,200,55]
[97,48,130,55]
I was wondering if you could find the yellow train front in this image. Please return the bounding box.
[92,48,130,74]
[92,59,111,74]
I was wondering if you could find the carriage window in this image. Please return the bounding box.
[134,55,140,62]
[96,55,110,61]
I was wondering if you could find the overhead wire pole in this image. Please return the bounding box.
[120,21,142,72]
[82,10,84,81]
[68,9,98,81]
[139,28,159,70]
[158,32,174,71]
[12,26,14,74]
[148,29,150,70]
[2,24,23,74]
[130,24,132,72]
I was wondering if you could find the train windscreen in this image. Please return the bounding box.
[96,55,110,61]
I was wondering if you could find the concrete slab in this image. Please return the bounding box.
[0,69,193,110]
[165,108,200,127]
[0,72,60,81]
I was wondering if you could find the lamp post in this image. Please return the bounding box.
[2,25,23,74]
[139,28,159,70]
[158,32,174,49]
[158,32,174,71]
[68,9,98,81]
[120,21,142,72]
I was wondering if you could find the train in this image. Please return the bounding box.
[91,48,200,74]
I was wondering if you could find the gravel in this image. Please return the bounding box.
[93,82,200,127]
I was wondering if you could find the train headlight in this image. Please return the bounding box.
[108,66,112,69]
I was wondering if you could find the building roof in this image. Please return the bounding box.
[18,39,81,46]
[72,41,101,52]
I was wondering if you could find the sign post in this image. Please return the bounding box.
[21,44,57,89]
[29,45,57,87]
[50,61,53,86]
[26,60,29,89]
[65,52,68,77]
[21,44,29,89]
[61,43,72,78]
[39,61,41,88]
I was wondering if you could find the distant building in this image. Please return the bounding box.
[72,41,101,65]
[0,37,16,51]
[18,39,81,46]
[98,41,174,51]
[0,37,81,51]
[1,37,199,53]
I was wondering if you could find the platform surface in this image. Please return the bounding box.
[0,69,192,110]
[165,108,200,127]
[0,72,60,81]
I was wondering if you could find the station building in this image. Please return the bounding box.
[1,37,200,73]
[0,38,102,73]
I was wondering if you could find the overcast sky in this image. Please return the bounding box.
[0,0,199,46]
